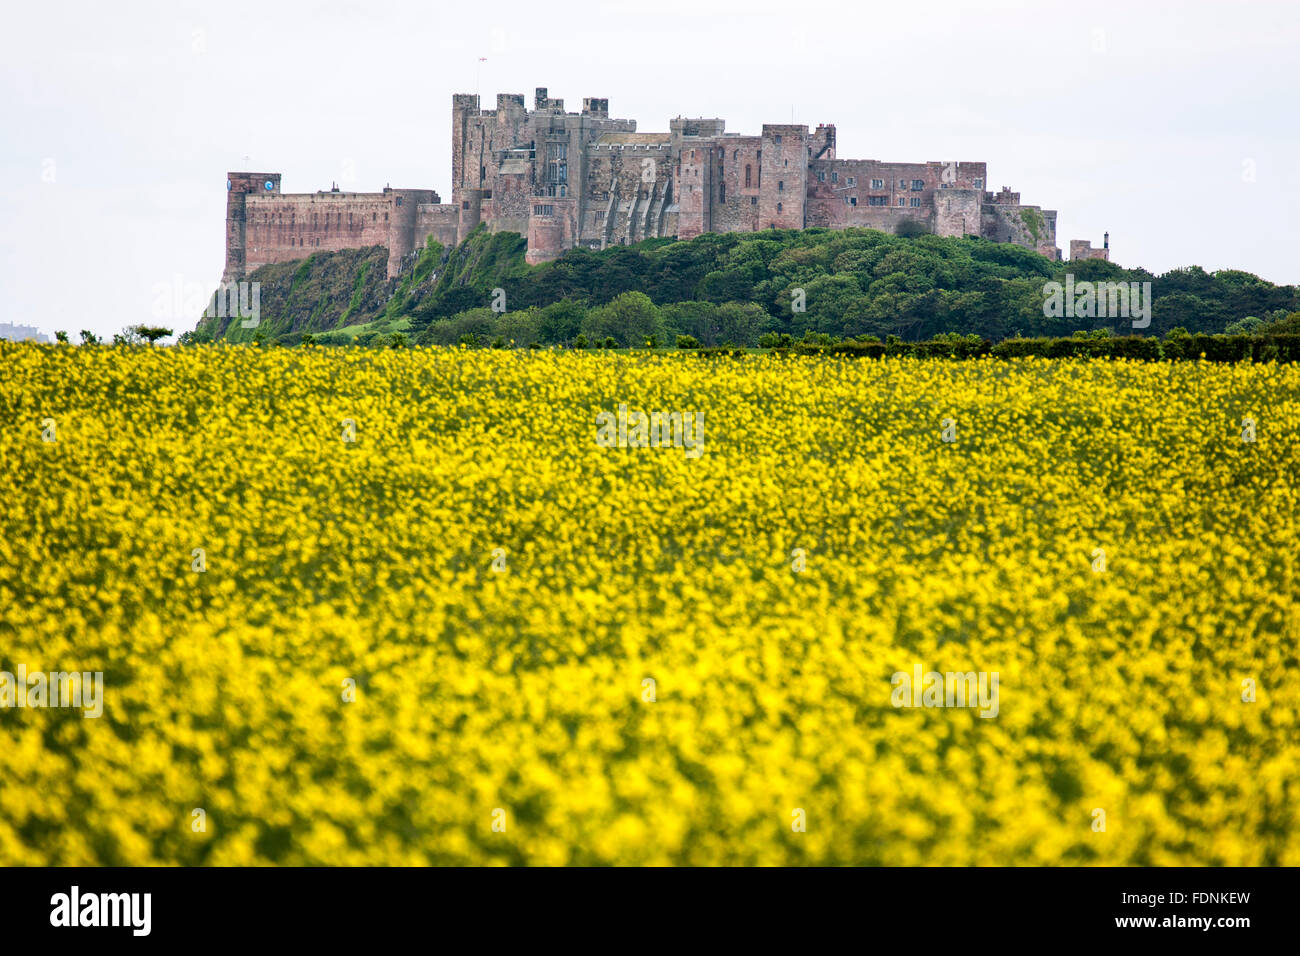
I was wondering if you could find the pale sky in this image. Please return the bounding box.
[3,0,1298,340]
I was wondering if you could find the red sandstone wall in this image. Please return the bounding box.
[758,125,807,230]
[526,197,577,264]
[243,193,393,273]
[1069,239,1109,261]
[676,142,712,239]
[709,137,763,234]
[415,204,461,250]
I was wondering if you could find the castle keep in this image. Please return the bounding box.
[224,87,1081,283]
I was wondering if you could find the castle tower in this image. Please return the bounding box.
[451,93,481,210]
[758,125,807,230]
[223,172,280,283]
[384,188,433,278]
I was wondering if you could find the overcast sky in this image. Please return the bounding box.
[3,0,1298,340]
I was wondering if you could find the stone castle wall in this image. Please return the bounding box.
[224,87,1100,281]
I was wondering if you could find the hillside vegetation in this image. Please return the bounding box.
[188,226,1300,349]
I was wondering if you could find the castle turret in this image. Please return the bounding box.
[384,188,436,278]
[223,172,280,283]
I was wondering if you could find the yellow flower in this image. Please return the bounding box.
[1,340,1296,865]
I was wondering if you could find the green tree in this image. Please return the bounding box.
[536,300,585,343]
[497,307,543,348]
[131,325,172,345]
[580,291,664,347]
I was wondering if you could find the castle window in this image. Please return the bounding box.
[751,196,757,205]
[910,197,922,207]
[900,179,907,187]
[396,197,403,206]
[733,150,738,159]
[831,171,838,183]
[868,196,888,206]
[846,195,856,205]
[720,183,725,203]
[898,198,906,206]
[847,176,855,186]
[818,171,826,182]
[871,178,883,189]
[778,181,784,192]
[745,165,752,187]
[777,202,783,213]
[973,177,983,188]
[461,201,469,209]
[911,179,924,191]
[774,134,782,145]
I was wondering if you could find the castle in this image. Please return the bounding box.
[223,88,1104,284]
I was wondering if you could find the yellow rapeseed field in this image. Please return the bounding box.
[1,342,1297,865]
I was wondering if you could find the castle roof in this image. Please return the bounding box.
[596,131,670,145]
